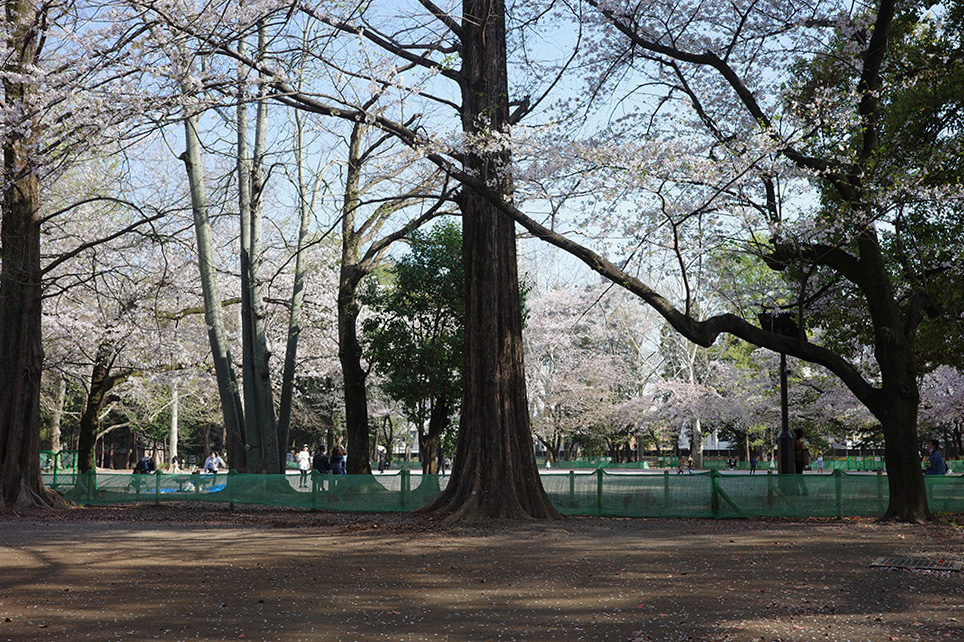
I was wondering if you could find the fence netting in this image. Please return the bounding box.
[44,469,962,518]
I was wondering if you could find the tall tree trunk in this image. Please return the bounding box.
[236,22,279,473]
[181,113,247,470]
[338,122,373,476]
[237,61,260,472]
[690,419,703,469]
[251,23,280,472]
[423,0,559,519]
[338,265,372,475]
[169,382,178,464]
[420,395,450,474]
[77,343,118,473]
[0,0,62,508]
[278,108,315,465]
[860,251,929,520]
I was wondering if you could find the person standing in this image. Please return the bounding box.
[330,446,347,475]
[313,445,331,474]
[792,428,809,495]
[297,445,311,487]
[924,439,947,475]
[793,428,806,474]
[749,455,757,474]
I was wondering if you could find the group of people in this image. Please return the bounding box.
[296,444,347,487]
[676,455,693,474]
[143,438,952,482]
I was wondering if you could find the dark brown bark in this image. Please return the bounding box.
[76,343,130,474]
[338,268,373,476]
[859,250,929,522]
[337,120,372,476]
[878,394,929,522]
[421,0,559,519]
[419,395,449,474]
[0,0,63,509]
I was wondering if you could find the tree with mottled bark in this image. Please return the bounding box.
[0,0,61,508]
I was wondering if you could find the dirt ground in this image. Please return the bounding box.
[0,504,962,642]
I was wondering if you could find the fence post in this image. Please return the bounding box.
[876,469,884,504]
[833,469,843,519]
[596,468,604,511]
[568,470,575,503]
[227,469,237,510]
[710,470,721,517]
[311,470,319,510]
[400,469,410,508]
[155,470,162,506]
[663,470,670,506]
[766,470,774,507]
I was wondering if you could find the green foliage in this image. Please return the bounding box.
[361,220,464,430]
[780,3,964,371]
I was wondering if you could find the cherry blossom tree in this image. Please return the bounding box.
[919,366,964,456]
[1,0,167,507]
[129,0,565,516]
[106,0,961,522]
[525,283,660,462]
[473,0,963,522]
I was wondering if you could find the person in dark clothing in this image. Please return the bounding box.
[133,453,155,474]
[793,428,806,474]
[330,446,347,474]
[312,445,331,474]
[924,439,947,475]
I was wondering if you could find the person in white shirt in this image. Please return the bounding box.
[297,445,311,487]
[204,451,226,473]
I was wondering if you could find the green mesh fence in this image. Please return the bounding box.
[542,470,892,518]
[52,470,448,513]
[550,456,962,473]
[46,469,963,518]
[40,450,78,472]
